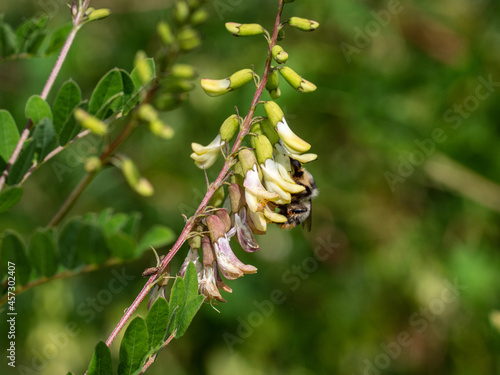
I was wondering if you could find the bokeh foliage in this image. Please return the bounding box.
[1,0,500,374]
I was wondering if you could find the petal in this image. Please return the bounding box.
[261,158,305,194]
[276,140,317,164]
[276,119,311,153]
[198,264,226,303]
[201,78,231,96]
[263,204,287,223]
[234,209,260,252]
[246,209,267,232]
[243,165,279,212]
[191,135,224,155]
[214,237,257,280]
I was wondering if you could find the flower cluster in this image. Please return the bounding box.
[156,10,320,304]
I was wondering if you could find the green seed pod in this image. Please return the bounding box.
[269,88,281,100]
[225,22,265,37]
[288,16,319,32]
[219,114,239,142]
[157,21,174,46]
[121,158,154,197]
[74,109,107,135]
[271,45,288,64]
[279,66,317,93]
[263,101,284,127]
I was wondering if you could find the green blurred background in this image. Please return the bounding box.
[1,0,500,374]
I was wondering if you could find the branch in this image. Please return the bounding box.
[0,0,92,193]
[104,0,286,348]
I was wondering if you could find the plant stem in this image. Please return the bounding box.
[0,0,92,193]
[0,258,120,306]
[104,0,286,348]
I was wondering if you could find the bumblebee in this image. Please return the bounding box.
[278,159,318,231]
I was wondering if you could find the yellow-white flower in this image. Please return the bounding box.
[200,78,231,97]
[243,165,279,212]
[190,134,225,169]
[276,117,311,154]
[260,158,305,204]
[275,141,318,164]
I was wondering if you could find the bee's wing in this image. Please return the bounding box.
[302,198,312,232]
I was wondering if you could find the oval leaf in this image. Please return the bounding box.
[44,23,72,56]
[88,69,123,115]
[1,230,31,285]
[58,218,83,269]
[145,297,170,350]
[106,232,136,260]
[32,118,57,162]
[118,317,149,375]
[76,223,111,265]
[137,225,175,256]
[53,79,82,135]
[6,140,35,185]
[0,186,23,213]
[28,229,58,277]
[25,95,53,125]
[0,109,20,162]
[87,341,112,375]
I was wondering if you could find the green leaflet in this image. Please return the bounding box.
[25,95,52,125]
[0,109,20,163]
[28,229,58,278]
[52,79,82,136]
[117,317,149,375]
[136,225,176,257]
[1,230,31,285]
[87,341,112,375]
[0,186,23,213]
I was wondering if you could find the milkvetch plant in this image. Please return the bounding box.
[0,0,319,373]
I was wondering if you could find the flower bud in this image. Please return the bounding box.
[279,66,317,93]
[276,118,311,153]
[201,236,215,265]
[84,156,102,172]
[261,119,280,145]
[121,158,154,196]
[263,101,284,127]
[138,104,158,122]
[253,134,273,164]
[288,16,319,32]
[228,183,245,213]
[225,22,265,37]
[175,1,190,24]
[87,8,111,22]
[265,69,279,91]
[177,27,201,51]
[209,185,225,207]
[229,68,254,90]
[238,149,258,175]
[206,215,226,243]
[271,45,288,64]
[150,120,175,139]
[74,108,107,135]
[219,114,239,142]
[190,9,208,25]
[215,209,232,232]
[188,232,201,250]
[134,51,154,85]
[157,21,174,46]
[171,64,197,80]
